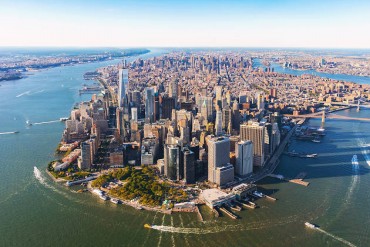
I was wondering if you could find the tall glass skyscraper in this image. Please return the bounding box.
[118,68,129,107]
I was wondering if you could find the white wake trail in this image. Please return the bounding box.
[33,120,61,125]
[16,91,31,98]
[316,228,357,247]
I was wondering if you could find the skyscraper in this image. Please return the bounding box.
[80,140,93,170]
[145,87,155,123]
[235,140,253,176]
[215,110,222,136]
[131,107,138,122]
[164,144,180,181]
[118,69,129,108]
[182,148,195,184]
[222,105,232,133]
[162,97,175,120]
[207,136,234,185]
[240,122,265,167]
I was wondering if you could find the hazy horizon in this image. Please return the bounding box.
[1,0,370,48]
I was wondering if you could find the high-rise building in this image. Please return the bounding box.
[215,110,222,136]
[235,140,253,176]
[256,92,265,111]
[182,148,195,184]
[164,144,180,180]
[169,80,178,101]
[131,107,138,122]
[207,136,234,185]
[118,69,129,107]
[80,141,93,170]
[222,106,232,133]
[145,87,155,123]
[215,86,222,102]
[240,122,265,167]
[162,97,175,120]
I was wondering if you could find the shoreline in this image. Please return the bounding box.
[0,50,151,83]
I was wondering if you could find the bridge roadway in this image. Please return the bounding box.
[287,112,370,122]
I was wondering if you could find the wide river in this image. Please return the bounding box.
[1,50,370,246]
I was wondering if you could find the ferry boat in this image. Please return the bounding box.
[304,222,319,229]
[352,155,359,165]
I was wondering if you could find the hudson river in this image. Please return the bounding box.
[0,50,369,246]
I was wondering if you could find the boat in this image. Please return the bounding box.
[13,131,19,134]
[352,155,359,165]
[99,195,109,201]
[144,224,152,229]
[312,138,321,143]
[302,154,318,158]
[253,191,264,198]
[304,222,319,229]
[59,117,69,121]
[26,120,32,126]
[110,198,120,204]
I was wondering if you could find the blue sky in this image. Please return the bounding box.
[1,0,370,48]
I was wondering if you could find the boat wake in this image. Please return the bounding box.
[34,166,51,189]
[16,91,31,98]
[0,131,19,135]
[33,120,61,125]
[345,155,360,203]
[316,228,357,247]
[150,216,299,235]
[357,138,370,166]
[33,166,82,204]
[28,90,45,95]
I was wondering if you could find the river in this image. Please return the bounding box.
[0,50,370,246]
[252,58,370,85]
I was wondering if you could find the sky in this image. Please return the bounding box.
[1,0,370,48]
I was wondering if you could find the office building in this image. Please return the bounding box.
[145,87,155,123]
[235,140,253,176]
[207,136,234,185]
[118,69,129,107]
[240,122,265,167]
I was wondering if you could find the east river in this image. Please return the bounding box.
[0,50,370,246]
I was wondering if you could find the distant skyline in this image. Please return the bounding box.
[1,0,370,48]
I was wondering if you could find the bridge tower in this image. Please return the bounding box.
[357,101,360,112]
[321,110,325,129]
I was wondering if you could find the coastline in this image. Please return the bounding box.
[0,49,150,83]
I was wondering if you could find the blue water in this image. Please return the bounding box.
[0,49,370,246]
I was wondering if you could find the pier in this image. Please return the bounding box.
[288,172,310,186]
[265,195,277,201]
[269,173,310,187]
[219,206,238,219]
[195,205,204,222]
